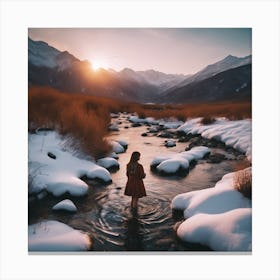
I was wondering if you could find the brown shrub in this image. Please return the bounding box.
[234,168,252,199]
[200,116,216,125]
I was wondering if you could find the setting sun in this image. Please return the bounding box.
[90,59,108,71]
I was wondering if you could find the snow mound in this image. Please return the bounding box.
[172,171,251,217]
[110,140,125,153]
[172,169,252,251]
[28,131,112,196]
[177,208,252,251]
[108,152,119,159]
[28,220,91,251]
[148,126,159,133]
[46,175,88,197]
[97,157,120,170]
[151,146,210,175]
[52,199,77,212]
[177,118,252,161]
[128,116,147,124]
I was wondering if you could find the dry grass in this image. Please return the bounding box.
[234,167,252,200]
[133,101,251,121]
[200,116,216,125]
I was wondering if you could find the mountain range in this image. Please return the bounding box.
[28,37,252,104]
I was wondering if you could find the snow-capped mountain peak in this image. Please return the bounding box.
[118,68,189,93]
[28,37,79,70]
[177,54,252,88]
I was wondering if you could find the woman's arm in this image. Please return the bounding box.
[138,164,146,179]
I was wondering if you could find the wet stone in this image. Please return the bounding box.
[158,131,174,138]
[131,123,142,127]
[47,152,56,159]
[207,153,226,164]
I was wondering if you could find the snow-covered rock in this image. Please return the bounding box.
[151,146,210,175]
[128,116,147,124]
[165,139,176,147]
[148,126,159,133]
[108,123,119,131]
[28,220,91,251]
[46,176,89,197]
[52,199,77,212]
[177,118,252,161]
[110,140,125,153]
[108,152,119,159]
[145,117,160,125]
[116,140,128,150]
[97,157,120,170]
[172,169,252,251]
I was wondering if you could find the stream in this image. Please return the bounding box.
[29,114,246,251]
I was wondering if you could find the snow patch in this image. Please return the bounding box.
[97,157,120,169]
[28,220,91,251]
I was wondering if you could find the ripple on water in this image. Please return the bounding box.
[85,189,174,250]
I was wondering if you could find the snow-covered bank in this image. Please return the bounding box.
[28,220,91,251]
[128,115,183,129]
[28,131,112,197]
[177,118,252,161]
[129,115,251,162]
[172,168,252,251]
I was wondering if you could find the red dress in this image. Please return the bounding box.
[124,163,147,198]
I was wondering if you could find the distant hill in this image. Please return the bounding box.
[160,64,251,103]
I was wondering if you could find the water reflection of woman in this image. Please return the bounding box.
[124,151,146,212]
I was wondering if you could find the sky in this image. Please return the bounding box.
[28,28,251,75]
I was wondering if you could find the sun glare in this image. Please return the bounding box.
[91,59,108,71]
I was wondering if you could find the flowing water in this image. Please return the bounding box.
[29,114,245,251]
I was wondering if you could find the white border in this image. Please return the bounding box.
[1,0,279,280]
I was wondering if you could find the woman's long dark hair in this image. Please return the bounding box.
[127,151,140,173]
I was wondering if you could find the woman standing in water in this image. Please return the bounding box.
[125,151,146,212]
